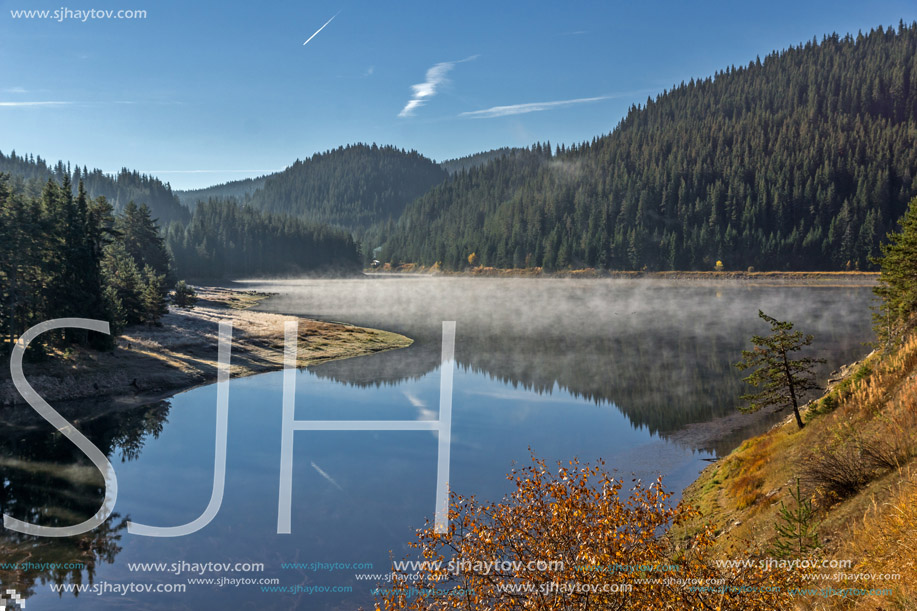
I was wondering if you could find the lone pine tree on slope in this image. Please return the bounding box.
[735,311,825,429]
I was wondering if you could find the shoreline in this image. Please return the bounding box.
[0,287,413,409]
[364,267,879,286]
[668,355,873,458]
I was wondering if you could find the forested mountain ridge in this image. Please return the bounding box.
[175,174,268,209]
[0,150,189,225]
[233,143,448,231]
[175,146,517,213]
[382,23,917,271]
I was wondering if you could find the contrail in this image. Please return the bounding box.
[303,12,339,46]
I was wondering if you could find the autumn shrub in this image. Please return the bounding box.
[859,429,914,472]
[802,443,876,504]
[804,379,917,505]
[376,457,805,611]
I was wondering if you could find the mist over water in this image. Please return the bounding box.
[245,276,873,339]
[242,276,876,450]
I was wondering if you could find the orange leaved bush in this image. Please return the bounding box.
[376,457,805,610]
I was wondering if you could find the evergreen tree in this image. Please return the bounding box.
[735,311,825,429]
[171,281,198,309]
[101,242,146,329]
[70,181,114,347]
[116,202,173,280]
[0,175,37,357]
[873,195,917,343]
[769,478,820,558]
[140,266,169,325]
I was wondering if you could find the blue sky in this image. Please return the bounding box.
[1,0,915,190]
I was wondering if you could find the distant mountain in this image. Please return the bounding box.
[175,146,517,219]
[439,147,522,175]
[382,23,917,271]
[235,143,448,231]
[175,174,268,209]
[0,150,189,225]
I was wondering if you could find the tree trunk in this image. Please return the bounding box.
[783,351,805,429]
[791,403,805,429]
[6,267,17,359]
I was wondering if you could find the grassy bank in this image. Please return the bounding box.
[680,334,917,609]
[0,287,413,408]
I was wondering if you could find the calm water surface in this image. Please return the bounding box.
[0,278,875,609]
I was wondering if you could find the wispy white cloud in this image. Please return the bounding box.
[403,390,437,421]
[403,390,426,408]
[459,95,611,119]
[109,99,184,106]
[310,461,345,491]
[462,388,584,405]
[4,87,28,94]
[0,99,182,108]
[363,66,375,77]
[0,101,71,107]
[461,89,659,119]
[303,11,339,47]
[399,55,478,118]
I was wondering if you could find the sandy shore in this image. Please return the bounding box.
[0,287,413,408]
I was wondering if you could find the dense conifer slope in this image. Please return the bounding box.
[382,24,917,271]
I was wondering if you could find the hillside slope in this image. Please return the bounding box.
[240,143,448,231]
[164,200,362,279]
[439,147,522,175]
[383,24,917,272]
[681,333,917,608]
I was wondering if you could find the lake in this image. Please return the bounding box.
[0,277,876,609]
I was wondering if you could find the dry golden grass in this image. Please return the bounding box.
[724,437,773,510]
[833,465,917,610]
[680,333,917,610]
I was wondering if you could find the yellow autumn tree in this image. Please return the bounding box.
[376,457,806,610]
[467,252,479,267]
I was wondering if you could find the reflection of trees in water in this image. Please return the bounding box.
[0,515,127,600]
[0,400,170,599]
[309,321,871,438]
